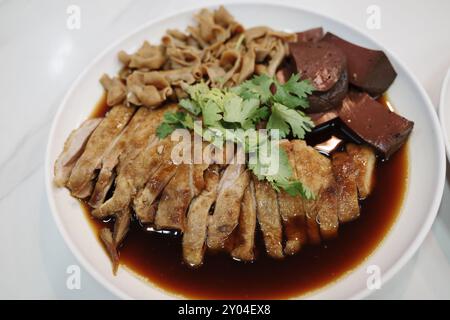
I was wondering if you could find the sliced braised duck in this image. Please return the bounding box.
[253,176,284,259]
[89,106,156,208]
[183,165,220,267]
[99,207,131,274]
[54,118,101,187]
[278,140,307,255]
[331,151,360,223]
[154,163,208,231]
[67,104,135,198]
[292,140,338,242]
[207,164,250,250]
[133,159,177,224]
[230,180,258,262]
[92,136,174,218]
[346,143,376,199]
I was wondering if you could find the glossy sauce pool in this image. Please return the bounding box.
[82,94,408,299]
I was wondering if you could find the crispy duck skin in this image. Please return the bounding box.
[183,166,220,267]
[54,118,102,187]
[231,180,257,262]
[67,105,135,198]
[253,176,284,259]
[332,151,360,223]
[207,164,250,251]
[278,140,307,255]
[91,136,173,218]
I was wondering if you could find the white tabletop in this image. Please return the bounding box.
[1,0,449,299]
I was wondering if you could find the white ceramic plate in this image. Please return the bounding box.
[439,69,450,161]
[45,3,446,299]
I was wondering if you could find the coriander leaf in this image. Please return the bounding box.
[156,122,174,139]
[240,98,267,129]
[163,111,183,124]
[179,98,201,115]
[266,108,291,138]
[276,180,315,199]
[222,93,244,123]
[273,73,315,109]
[202,100,222,127]
[248,143,314,199]
[267,103,314,139]
[156,111,194,139]
[233,74,273,103]
[182,82,209,100]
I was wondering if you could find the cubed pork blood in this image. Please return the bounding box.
[322,32,397,96]
[338,92,413,158]
[296,27,324,43]
[289,41,346,92]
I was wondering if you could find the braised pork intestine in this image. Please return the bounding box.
[101,6,297,108]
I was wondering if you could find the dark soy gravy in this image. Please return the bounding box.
[82,94,408,299]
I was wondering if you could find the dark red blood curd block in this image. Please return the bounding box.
[338,92,413,158]
[296,27,324,43]
[322,32,397,96]
[289,41,346,92]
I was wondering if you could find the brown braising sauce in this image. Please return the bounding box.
[82,93,408,299]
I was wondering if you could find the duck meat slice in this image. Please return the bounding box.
[292,140,339,242]
[67,105,135,198]
[183,165,220,267]
[253,176,284,259]
[89,107,149,207]
[54,118,101,187]
[231,180,257,262]
[89,105,176,208]
[316,181,339,240]
[99,228,119,274]
[207,164,250,251]
[346,143,376,199]
[332,151,360,222]
[278,140,307,255]
[155,163,208,231]
[92,136,174,219]
[133,159,177,224]
[99,207,131,274]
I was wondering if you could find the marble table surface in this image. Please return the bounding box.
[0,0,449,299]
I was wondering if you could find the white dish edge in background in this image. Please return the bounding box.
[439,69,450,161]
[45,2,446,300]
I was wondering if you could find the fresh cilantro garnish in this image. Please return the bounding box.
[248,140,314,199]
[232,74,273,103]
[156,111,194,138]
[273,73,314,109]
[267,103,314,139]
[158,74,315,198]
